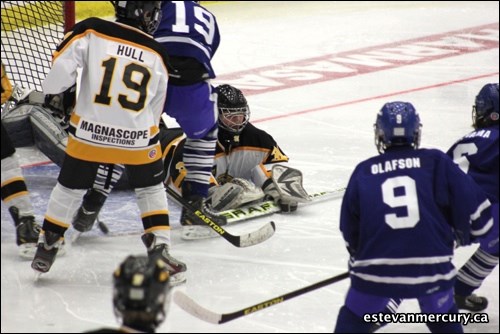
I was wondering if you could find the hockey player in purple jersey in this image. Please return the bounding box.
[154,1,221,227]
[334,101,493,333]
[447,83,499,312]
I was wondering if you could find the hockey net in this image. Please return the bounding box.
[1,1,75,94]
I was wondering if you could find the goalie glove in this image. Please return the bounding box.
[262,165,311,213]
[262,178,298,212]
[44,84,76,120]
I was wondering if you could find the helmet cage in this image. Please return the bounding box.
[114,1,162,34]
[219,105,250,134]
[216,84,250,134]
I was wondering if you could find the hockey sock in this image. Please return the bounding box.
[333,306,374,333]
[136,184,170,238]
[455,248,499,296]
[183,125,217,198]
[425,304,463,333]
[1,155,35,217]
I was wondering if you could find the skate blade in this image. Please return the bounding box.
[97,220,109,234]
[169,272,187,286]
[70,231,83,243]
[18,243,37,260]
[33,271,42,282]
[57,243,67,256]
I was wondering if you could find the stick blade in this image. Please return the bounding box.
[97,219,109,234]
[238,221,276,247]
[174,291,222,324]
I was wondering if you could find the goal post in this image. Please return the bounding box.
[1,1,75,93]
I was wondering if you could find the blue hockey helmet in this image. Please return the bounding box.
[472,83,499,129]
[113,255,170,331]
[374,101,422,154]
[216,84,250,134]
[113,1,162,35]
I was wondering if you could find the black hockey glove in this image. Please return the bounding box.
[277,199,298,213]
[44,84,76,119]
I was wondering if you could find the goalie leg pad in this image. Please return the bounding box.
[1,104,35,147]
[208,178,266,211]
[29,106,68,167]
[230,178,265,205]
[208,182,244,211]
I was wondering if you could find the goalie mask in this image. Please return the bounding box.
[216,84,250,134]
[113,255,171,331]
[472,83,499,129]
[374,101,422,154]
[113,1,162,35]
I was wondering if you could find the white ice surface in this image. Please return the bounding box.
[1,1,498,333]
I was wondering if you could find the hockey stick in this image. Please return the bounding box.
[96,218,109,234]
[70,215,109,243]
[166,187,276,247]
[174,271,349,324]
[221,187,346,224]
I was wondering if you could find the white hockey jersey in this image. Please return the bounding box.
[43,18,170,165]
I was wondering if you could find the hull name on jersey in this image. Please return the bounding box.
[76,119,150,148]
[116,44,144,62]
[371,157,421,174]
[108,44,155,67]
[464,129,491,139]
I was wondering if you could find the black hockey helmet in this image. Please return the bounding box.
[216,84,250,134]
[113,255,170,331]
[113,1,162,35]
[472,83,499,129]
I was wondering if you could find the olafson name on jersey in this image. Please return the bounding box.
[371,157,421,174]
[77,120,150,148]
[116,44,144,62]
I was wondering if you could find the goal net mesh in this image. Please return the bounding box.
[1,1,75,93]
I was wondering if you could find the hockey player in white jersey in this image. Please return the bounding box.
[1,62,41,258]
[31,1,187,285]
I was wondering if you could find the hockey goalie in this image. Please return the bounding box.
[2,84,311,241]
[166,84,311,240]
